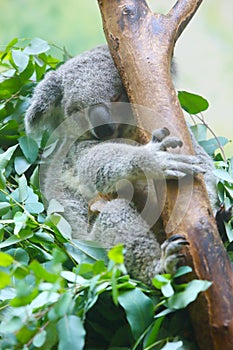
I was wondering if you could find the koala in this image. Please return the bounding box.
[25,45,218,284]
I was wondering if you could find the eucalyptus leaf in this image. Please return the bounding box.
[224,222,233,242]
[161,340,183,350]
[190,124,207,142]
[166,280,212,309]
[213,169,233,183]
[23,38,50,55]
[199,137,228,155]
[143,317,164,348]
[65,240,108,264]
[30,291,59,310]
[12,50,29,73]
[7,247,29,264]
[0,271,11,288]
[13,212,28,235]
[0,144,17,170]
[18,175,28,202]
[118,288,154,340]
[14,156,31,175]
[161,281,174,298]
[178,91,209,114]
[47,199,64,214]
[0,251,14,266]
[0,230,33,248]
[19,136,39,163]
[33,330,46,348]
[108,244,124,264]
[0,202,11,216]
[173,266,192,278]
[0,169,6,189]
[57,315,86,350]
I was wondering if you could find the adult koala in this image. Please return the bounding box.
[25,45,217,284]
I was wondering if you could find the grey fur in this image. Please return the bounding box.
[25,45,218,284]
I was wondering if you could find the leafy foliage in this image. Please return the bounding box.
[179,91,233,251]
[0,38,231,349]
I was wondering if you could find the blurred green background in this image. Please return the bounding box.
[0,0,232,154]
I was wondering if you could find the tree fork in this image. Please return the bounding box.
[97,0,233,348]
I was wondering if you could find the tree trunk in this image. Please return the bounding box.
[97,0,233,348]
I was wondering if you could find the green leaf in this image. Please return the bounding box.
[13,212,28,235]
[30,291,59,310]
[24,38,50,55]
[161,341,183,350]
[0,230,33,248]
[40,321,58,350]
[173,266,192,278]
[178,91,209,114]
[0,252,14,266]
[108,244,124,264]
[152,274,171,290]
[199,137,228,156]
[19,136,39,163]
[25,201,44,214]
[51,292,74,319]
[0,202,11,216]
[65,240,108,264]
[4,38,18,53]
[0,144,17,170]
[166,280,212,309]
[0,170,6,189]
[225,184,233,198]
[30,260,58,283]
[213,169,233,183]
[12,50,29,73]
[33,330,46,348]
[143,318,164,348]
[7,247,29,264]
[47,199,64,214]
[0,271,11,289]
[57,315,86,350]
[0,316,22,333]
[10,287,38,307]
[14,156,31,175]
[0,77,21,99]
[225,222,233,242]
[190,124,207,142]
[18,175,28,202]
[118,288,154,340]
[161,281,174,298]
[51,214,72,239]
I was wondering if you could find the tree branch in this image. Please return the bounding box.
[97,0,233,348]
[169,0,204,41]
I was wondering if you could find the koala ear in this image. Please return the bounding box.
[25,70,63,135]
[88,104,116,139]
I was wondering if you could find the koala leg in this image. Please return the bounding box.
[90,198,187,284]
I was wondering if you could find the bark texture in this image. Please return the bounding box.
[97,0,233,348]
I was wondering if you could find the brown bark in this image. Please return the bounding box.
[97,0,233,349]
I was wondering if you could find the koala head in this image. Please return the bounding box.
[25,45,129,141]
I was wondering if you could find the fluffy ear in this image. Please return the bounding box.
[25,70,63,136]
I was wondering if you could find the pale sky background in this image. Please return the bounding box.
[0,0,232,155]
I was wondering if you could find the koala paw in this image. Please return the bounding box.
[147,127,206,179]
[158,234,189,274]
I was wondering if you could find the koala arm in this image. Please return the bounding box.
[25,70,63,137]
[76,129,204,197]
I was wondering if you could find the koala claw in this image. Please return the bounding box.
[151,127,170,142]
[159,137,183,151]
[159,234,189,274]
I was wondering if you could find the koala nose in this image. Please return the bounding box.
[88,104,117,139]
[92,123,116,139]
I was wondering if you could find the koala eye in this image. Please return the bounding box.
[88,104,116,139]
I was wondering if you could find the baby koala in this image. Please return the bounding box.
[25,45,217,284]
